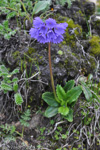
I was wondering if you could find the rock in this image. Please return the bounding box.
[29,114,42,129]
[84,2,95,16]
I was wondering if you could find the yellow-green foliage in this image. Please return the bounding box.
[26,47,36,55]
[56,15,82,47]
[78,10,84,17]
[65,19,82,47]
[89,35,100,55]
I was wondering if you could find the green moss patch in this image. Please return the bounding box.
[89,35,100,56]
[56,14,82,48]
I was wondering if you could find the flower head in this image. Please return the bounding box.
[29,17,68,44]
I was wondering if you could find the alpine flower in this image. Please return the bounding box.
[29,17,68,98]
[29,17,68,44]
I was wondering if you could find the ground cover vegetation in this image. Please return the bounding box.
[0,0,100,150]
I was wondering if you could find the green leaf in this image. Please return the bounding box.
[42,92,59,107]
[3,20,9,29]
[6,11,17,19]
[11,69,19,75]
[10,125,16,134]
[66,86,82,105]
[4,34,11,40]
[64,80,75,92]
[0,72,8,77]
[87,74,93,81]
[0,65,8,73]
[58,106,69,116]
[13,82,18,92]
[64,108,73,122]
[81,82,92,101]
[33,0,51,14]
[14,93,23,105]
[12,77,18,82]
[0,24,4,31]
[0,83,12,91]
[20,12,27,17]
[20,119,29,127]
[45,106,58,118]
[7,80,12,84]
[9,30,16,36]
[56,84,66,101]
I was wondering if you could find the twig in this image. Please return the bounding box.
[18,72,39,82]
[47,121,65,135]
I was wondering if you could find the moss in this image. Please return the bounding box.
[89,58,96,70]
[12,47,43,76]
[65,20,82,47]
[71,52,77,56]
[89,35,100,56]
[78,10,84,17]
[26,47,36,55]
[93,20,100,30]
[64,59,68,65]
[12,51,20,59]
[55,14,82,48]
[61,41,66,45]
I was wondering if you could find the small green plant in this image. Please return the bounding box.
[0,20,16,40]
[50,119,55,125]
[20,109,31,138]
[0,65,23,105]
[79,74,100,103]
[0,0,51,39]
[40,127,46,135]
[42,80,82,122]
[37,144,41,149]
[42,74,98,122]
[54,130,60,140]
[0,124,16,141]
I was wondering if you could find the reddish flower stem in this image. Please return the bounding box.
[48,42,56,98]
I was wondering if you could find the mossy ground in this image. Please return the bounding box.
[89,35,100,56]
[55,14,82,48]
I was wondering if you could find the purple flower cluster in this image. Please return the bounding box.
[29,17,68,44]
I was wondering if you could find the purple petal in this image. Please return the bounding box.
[54,24,65,35]
[46,18,56,29]
[33,17,44,28]
[29,28,39,39]
[37,34,47,44]
[47,30,56,40]
[52,35,64,44]
[60,22,68,29]
[39,24,48,34]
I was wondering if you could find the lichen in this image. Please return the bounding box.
[89,35,100,56]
